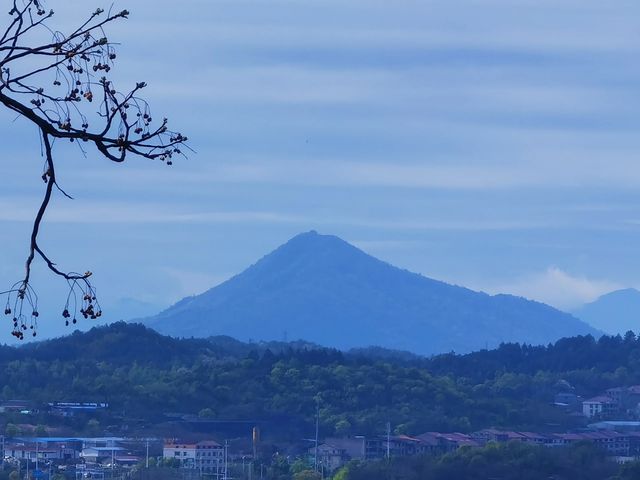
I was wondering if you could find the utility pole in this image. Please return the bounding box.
[223,440,228,480]
[146,439,149,469]
[386,422,391,460]
[314,399,319,473]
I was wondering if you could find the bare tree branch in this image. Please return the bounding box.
[0,1,188,338]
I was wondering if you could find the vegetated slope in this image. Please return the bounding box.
[1,323,639,437]
[572,288,640,335]
[141,231,598,354]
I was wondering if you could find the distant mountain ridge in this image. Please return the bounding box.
[572,288,640,335]
[139,231,599,354]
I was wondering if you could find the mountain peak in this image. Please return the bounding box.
[599,288,640,300]
[141,232,598,354]
[281,230,352,251]
[282,230,344,248]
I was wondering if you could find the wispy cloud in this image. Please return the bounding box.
[159,267,229,299]
[0,196,555,231]
[485,267,621,311]
[1,0,640,341]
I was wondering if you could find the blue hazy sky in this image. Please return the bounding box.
[1,0,640,338]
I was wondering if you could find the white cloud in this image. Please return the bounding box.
[159,267,229,299]
[186,157,640,191]
[485,267,621,310]
[0,196,554,231]
[0,197,306,225]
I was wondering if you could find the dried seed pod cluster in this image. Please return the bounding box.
[61,277,102,329]
[2,275,102,339]
[3,281,39,339]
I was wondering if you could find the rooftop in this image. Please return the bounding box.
[584,396,617,404]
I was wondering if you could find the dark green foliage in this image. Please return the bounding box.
[340,442,619,480]
[1,323,640,437]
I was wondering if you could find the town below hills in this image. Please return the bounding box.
[2,233,637,479]
[3,323,640,478]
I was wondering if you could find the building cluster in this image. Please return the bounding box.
[580,386,640,419]
[310,424,640,473]
[1,436,143,476]
[1,436,233,477]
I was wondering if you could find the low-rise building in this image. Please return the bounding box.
[583,396,619,418]
[163,441,197,465]
[418,432,478,452]
[163,439,223,472]
[48,402,109,417]
[5,441,79,462]
[309,443,351,472]
[365,435,427,459]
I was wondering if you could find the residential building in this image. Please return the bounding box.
[163,441,197,466]
[5,441,79,462]
[322,437,366,459]
[196,440,224,472]
[309,443,351,472]
[364,435,426,459]
[163,440,223,472]
[583,396,619,418]
[418,432,478,452]
[80,437,127,465]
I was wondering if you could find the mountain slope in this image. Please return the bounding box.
[140,231,599,354]
[572,288,640,335]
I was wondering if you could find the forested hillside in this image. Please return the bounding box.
[1,323,639,438]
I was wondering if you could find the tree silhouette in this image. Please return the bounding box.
[0,1,187,339]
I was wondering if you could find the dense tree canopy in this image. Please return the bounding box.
[1,323,640,439]
[338,442,630,480]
